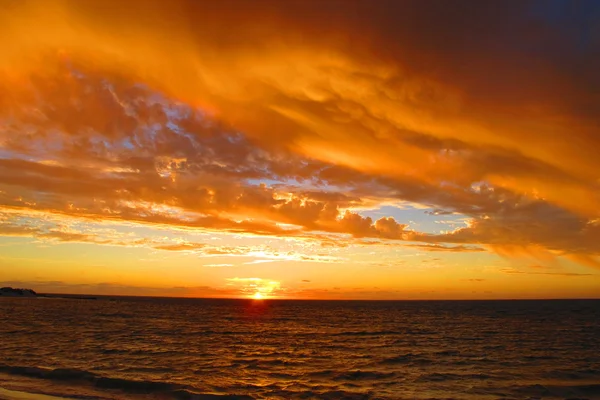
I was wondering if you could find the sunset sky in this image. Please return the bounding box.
[1,0,599,299]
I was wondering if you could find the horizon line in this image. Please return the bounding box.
[31,292,600,302]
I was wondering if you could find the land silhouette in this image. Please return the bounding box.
[0,287,37,297]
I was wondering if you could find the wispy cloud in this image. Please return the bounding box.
[204,263,235,268]
[226,277,282,297]
[499,267,596,277]
[406,244,486,252]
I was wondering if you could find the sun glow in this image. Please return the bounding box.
[253,292,264,300]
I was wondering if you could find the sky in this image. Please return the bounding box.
[0,0,599,299]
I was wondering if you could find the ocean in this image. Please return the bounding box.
[1,297,599,400]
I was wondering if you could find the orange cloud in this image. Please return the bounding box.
[226,277,282,298]
[1,0,600,292]
[406,244,486,252]
[2,1,598,213]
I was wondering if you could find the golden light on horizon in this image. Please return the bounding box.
[253,292,264,300]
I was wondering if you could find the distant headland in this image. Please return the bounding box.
[0,287,38,297]
[0,287,98,300]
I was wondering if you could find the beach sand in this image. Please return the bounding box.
[0,388,69,400]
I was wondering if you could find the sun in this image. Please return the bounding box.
[253,292,264,300]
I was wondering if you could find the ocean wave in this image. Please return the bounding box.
[522,354,559,360]
[172,389,254,399]
[3,298,600,400]
[313,390,371,399]
[0,364,255,399]
[431,350,461,356]
[96,312,136,319]
[415,372,493,382]
[255,359,306,367]
[259,388,371,400]
[333,330,404,336]
[94,377,179,392]
[379,353,428,365]
[542,368,600,380]
[511,383,600,398]
[119,366,176,374]
[334,370,396,381]
[265,372,298,379]
[333,329,433,336]
[306,369,336,378]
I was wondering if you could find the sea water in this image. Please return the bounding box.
[1,297,599,399]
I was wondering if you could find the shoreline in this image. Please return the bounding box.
[0,388,70,400]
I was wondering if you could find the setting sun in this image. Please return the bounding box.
[253,293,264,300]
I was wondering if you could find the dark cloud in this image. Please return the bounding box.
[414,200,600,266]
